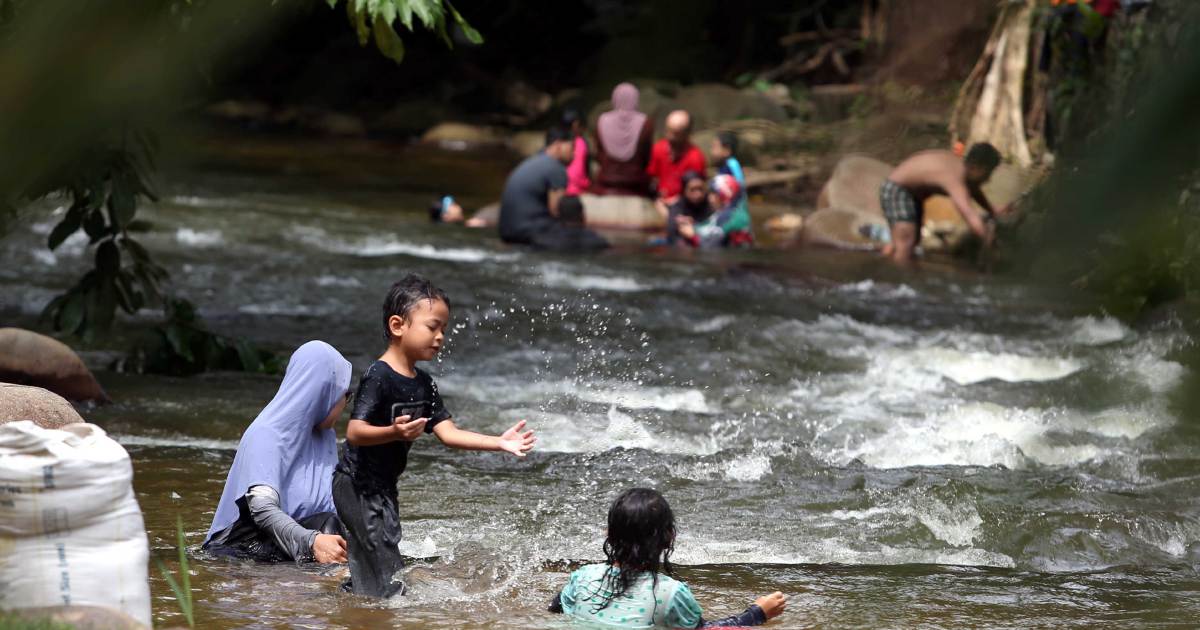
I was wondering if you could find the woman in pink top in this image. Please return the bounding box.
[563,109,591,195]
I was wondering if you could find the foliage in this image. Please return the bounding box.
[155,515,196,628]
[33,131,163,342]
[1012,0,1200,322]
[329,0,482,64]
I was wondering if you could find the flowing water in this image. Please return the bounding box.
[2,135,1200,628]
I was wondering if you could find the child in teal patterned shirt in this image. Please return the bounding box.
[549,488,787,628]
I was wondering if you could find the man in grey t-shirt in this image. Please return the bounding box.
[499,127,608,250]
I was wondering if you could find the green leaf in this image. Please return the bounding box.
[123,237,151,263]
[96,240,121,276]
[88,282,117,332]
[235,339,263,372]
[347,0,370,45]
[82,209,108,241]
[445,1,482,44]
[410,0,441,29]
[325,0,337,8]
[380,0,397,25]
[396,0,414,30]
[58,292,85,335]
[372,16,405,63]
[114,272,140,314]
[48,205,83,250]
[108,174,136,229]
[165,324,194,362]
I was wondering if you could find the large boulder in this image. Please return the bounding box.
[674,84,789,129]
[0,328,108,403]
[580,194,663,231]
[801,207,888,250]
[0,383,84,430]
[419,122,507,150]
[816,155,894,216]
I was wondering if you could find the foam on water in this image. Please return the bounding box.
[525,407,719,455]
[535,264,650,293]
[113,434,239,450]
[838,279,919,299]
[440,376,711,413]
[288,225,517,263]
[690,315,736,334]
[175,227,225,247]
[905,347,1083,385]
[831,402,1167,469]
[1067,316,1130,346]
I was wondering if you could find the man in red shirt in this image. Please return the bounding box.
[647,109,707,218]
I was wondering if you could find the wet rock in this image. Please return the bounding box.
[205,99,271,123]
[373,100,456,137]
[0,328,108,403]
[674,83,789,129]
[764,212,805,242]
[809,84,867,122]
[0,383,84,429]
[801,206,887,250]
[507,130,546,158]
[420,122,507,150]
[504,80,553,120]
[270,107,366,137]
[817,155,894,216]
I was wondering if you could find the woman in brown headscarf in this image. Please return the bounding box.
[593,82,655,196]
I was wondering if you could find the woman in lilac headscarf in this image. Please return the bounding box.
[593,82,655,196]
[204,340,353,564]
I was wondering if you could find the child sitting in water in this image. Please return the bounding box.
[550,488,787,628]
[333,274,537,598]
[675,175,753,248]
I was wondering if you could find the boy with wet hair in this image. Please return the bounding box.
[332,273,537,598]
[879,142,1013,264]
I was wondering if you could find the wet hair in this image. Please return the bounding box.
[716,131,738,154]
[545,126,572,147]
[428,198,445,223]
[381,274,450,339]
[590,488,676,614]
[965,142,1001,171]
[562,108,583,128]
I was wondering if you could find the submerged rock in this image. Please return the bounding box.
[0,383,84,428]
[0,328,109,403]
[801,206,887,250]
[420,122,507,150]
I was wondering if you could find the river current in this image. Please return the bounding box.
[2,136,1198,628]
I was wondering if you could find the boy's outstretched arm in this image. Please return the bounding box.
[432,419,537,457]
[346,416,426,446]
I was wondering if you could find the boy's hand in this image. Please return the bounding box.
[754,592,787,619]
[392,415,427,441]
[312,533,347,564]
[497,419,537,457]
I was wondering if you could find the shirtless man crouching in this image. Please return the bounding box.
[880,143,1013,264]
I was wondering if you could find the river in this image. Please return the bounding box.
[2,133,1198,628]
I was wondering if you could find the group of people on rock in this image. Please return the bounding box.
[203,274,789,628]
[495,82,756,252]
[444,81,1018,265]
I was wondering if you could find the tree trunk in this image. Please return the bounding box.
[951,0,1042,167]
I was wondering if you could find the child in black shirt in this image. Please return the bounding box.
[333,274,537,597]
